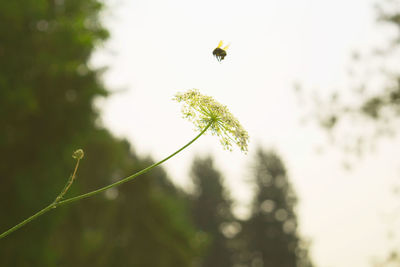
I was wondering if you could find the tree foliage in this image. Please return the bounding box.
[296,1,400,265]
[296,0,400,157]
[237,149,313,267]
[188,152,314,267]
[189,156,235,267]
[0,0,200,265]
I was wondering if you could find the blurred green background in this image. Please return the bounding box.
[0,1,314,266]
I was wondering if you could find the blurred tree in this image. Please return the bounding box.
[295,1,400,265]
[295,0,400,158]
[47,133,202,267]
[0,0,200,266]
[189,156,236,267]
[237,149,313,267]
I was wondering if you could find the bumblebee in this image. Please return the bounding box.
[212,40,229,62]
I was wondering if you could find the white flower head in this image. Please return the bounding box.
[173,89,249,152]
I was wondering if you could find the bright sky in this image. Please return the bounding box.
[93,0,400,266]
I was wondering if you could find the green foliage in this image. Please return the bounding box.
[187,151,314,267]
[297,1,400,265]
[51,137,201,267]
[189,156,235,267]
[237,149,314,267]
[0,0,200,265]
[296,1,400,156]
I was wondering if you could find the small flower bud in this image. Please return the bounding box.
[72,149,84,160]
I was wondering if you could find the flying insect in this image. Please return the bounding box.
[212,40,229,62]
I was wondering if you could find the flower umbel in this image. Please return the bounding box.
[173,89,249,152]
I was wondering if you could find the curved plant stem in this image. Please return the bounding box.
[57,122,211,206]
[54,158,81,203]
[0,122,212,240]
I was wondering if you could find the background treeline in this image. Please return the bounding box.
[0,0,313,266]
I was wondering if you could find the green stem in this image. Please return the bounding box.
[0,203,56,240]
[54,158,81,203]
[57,122,211,206]
[0,122,211,240]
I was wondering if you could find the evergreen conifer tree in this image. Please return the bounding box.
[238,149,313,267]
[190,156,235,267]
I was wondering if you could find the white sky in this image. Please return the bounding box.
[93,0,400,266]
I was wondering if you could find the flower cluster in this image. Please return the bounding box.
[173,89,249,152]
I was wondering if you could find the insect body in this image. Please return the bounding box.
[213,40,229,62]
